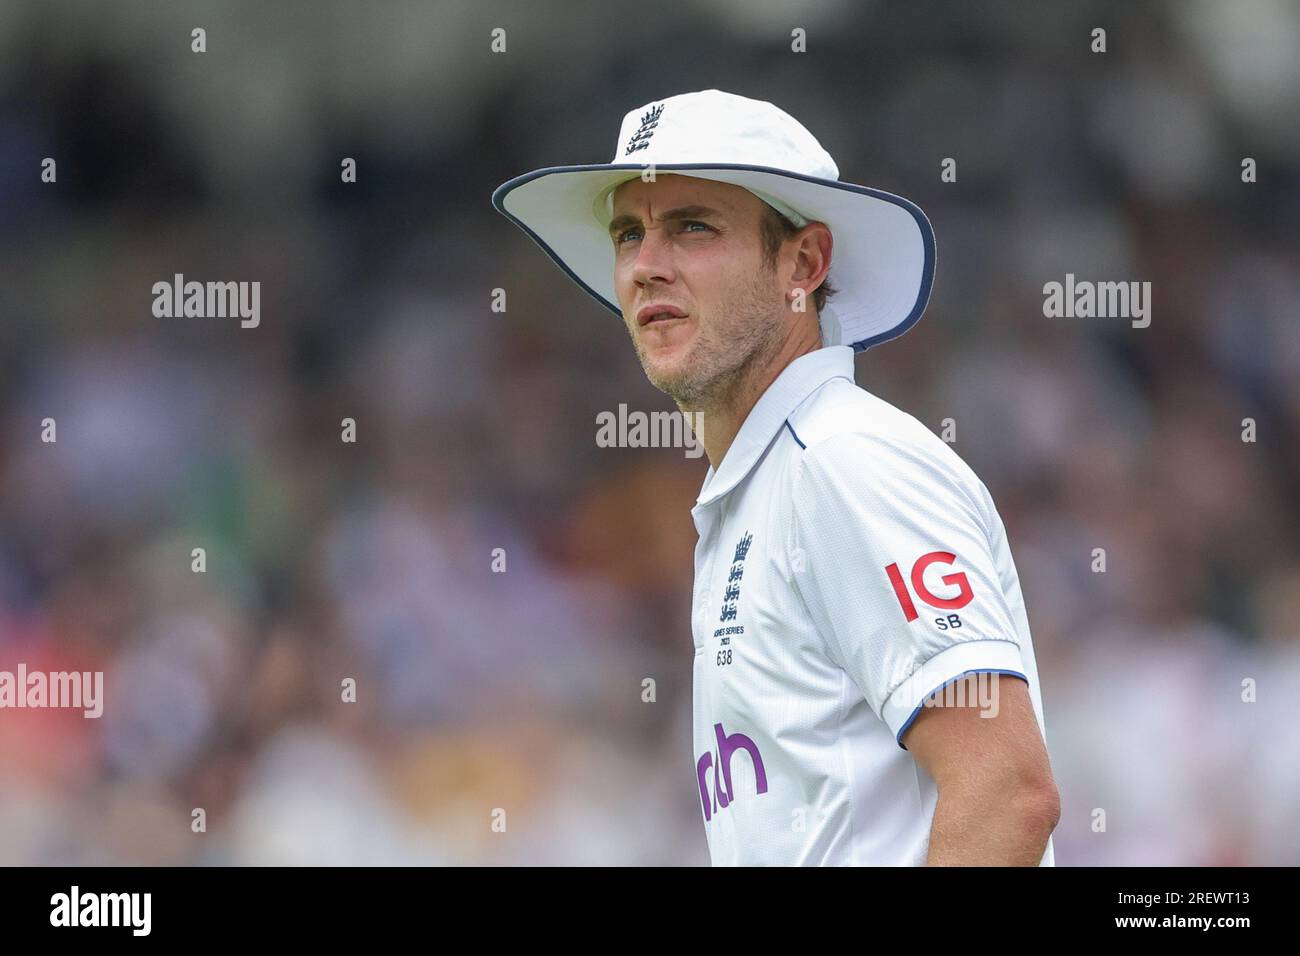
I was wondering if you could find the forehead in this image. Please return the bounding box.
[609,174,760,218]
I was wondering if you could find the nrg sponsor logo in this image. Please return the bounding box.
[695,721,768,822]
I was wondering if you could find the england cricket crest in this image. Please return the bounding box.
[719,531,753,623]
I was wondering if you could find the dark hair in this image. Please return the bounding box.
[758,204,836,315]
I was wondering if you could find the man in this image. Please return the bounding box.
[493,89,1059,865]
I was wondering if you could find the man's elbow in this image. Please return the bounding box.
[1011,775,1061,843]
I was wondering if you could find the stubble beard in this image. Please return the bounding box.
[631,275,787,412]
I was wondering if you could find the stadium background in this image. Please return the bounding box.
[1,0,1298,865]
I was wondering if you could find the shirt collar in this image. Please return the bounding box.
[693,345,855,510]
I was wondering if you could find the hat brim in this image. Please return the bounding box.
[491,163,935,352]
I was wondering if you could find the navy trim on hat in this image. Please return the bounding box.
[491,162,936,352]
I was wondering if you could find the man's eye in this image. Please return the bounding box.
[614,222,710,244]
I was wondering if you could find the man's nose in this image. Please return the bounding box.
[630,227,677,287]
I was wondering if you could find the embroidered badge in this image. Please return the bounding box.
[719,531,753,622]
[624,103,664,155]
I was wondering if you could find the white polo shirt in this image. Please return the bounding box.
[690,344,1054,866]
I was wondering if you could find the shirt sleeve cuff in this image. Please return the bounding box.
[882,639,1028,749]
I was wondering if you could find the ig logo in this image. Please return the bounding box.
[885,550,973,626]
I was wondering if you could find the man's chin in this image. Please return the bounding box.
[636,334,722,404]
[643,360,696,400]
[639,344,692,386]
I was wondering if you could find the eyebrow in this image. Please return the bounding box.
[607,205,725,238]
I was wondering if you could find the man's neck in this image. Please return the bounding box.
[685,325,823,471]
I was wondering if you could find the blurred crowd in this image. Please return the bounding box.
[0,0,1297,865]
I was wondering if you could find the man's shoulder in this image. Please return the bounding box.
[784,376,986,496]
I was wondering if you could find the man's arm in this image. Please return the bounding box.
[903,673,1060,866]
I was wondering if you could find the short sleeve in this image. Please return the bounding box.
[790,432,1027,748]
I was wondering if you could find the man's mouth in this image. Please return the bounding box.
[637,304,689,327]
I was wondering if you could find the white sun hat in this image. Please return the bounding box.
[491,88,936,351]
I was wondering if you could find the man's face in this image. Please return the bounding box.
[608,175,787,406]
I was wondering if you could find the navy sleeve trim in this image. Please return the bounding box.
[895,669,1029,751]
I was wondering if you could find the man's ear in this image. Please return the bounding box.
[788,222,833,303]
[780,223,832,314]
